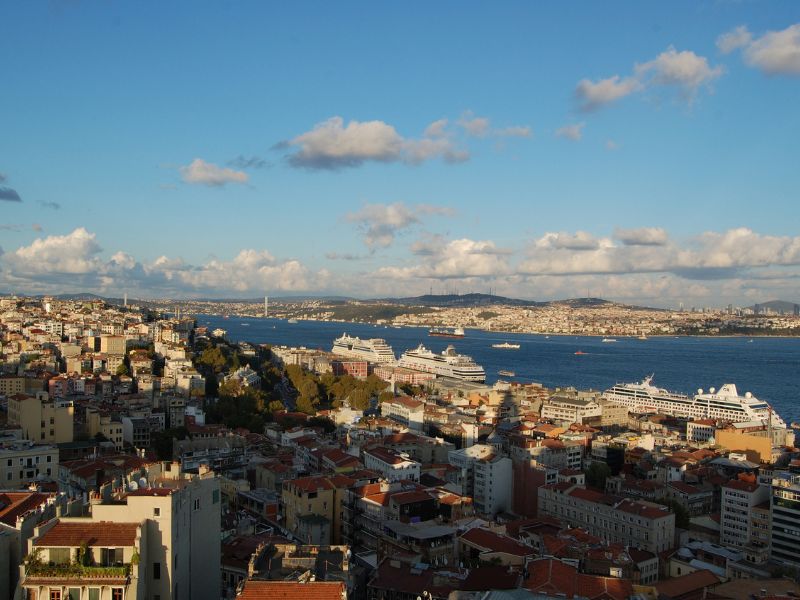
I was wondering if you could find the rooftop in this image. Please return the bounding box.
[35,520,140,548]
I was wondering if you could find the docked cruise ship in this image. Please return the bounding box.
[331,333,396,364]
[603,375,785,426]
[397,344,486,382]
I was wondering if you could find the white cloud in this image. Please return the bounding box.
[180,158,248,186]
[576,46,722,111]
[717,25,753,54]
[284,116,468,169]
[345,202,455,250]
[743,23,800,76]
[605,140,619,151]
[376,238,511,280]
[575,76,640,111]
[458,112,531,138]
[555,122,585,141]
[635,46,724,97]
[520,227,800,278]
[614,227,669,246]
[10,228,103,274]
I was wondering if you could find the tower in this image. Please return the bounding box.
[264,295,269,318]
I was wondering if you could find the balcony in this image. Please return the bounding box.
[23,562,131,586]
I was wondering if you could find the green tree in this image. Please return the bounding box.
[586,462,611,490]
[116,363,130,376]
[268,400,285,412]
[296,396,317,415]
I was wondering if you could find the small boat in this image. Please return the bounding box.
[242,323,250,327]
[498,369,515,377]
[574,350,587,355]
[601,338,618,343]
[637,335,647,340]
[544,335,550,339]
[492,342,520,349]
[748,339,754,343]
[287,318,298,324]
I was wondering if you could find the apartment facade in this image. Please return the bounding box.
[538,483,675,553]
[0,440,58,488]
[7,393,74,444]
[720,477,769,549]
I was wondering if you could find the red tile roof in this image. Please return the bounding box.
[237,581,345,600]
[0,492,52,526]
[460,527,535,557]
[656,570,720,599]
[34,520,140,547]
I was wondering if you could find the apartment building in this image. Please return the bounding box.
[86,408,124,450]
[0,439,58,488]
[282,475,351,545]
[472,453,512,516]
[538,483,675,553]
[362,447,420,482]
[771,473,800,567]
[720,476,769,549]
[7,393,74,444]
[381,396,424,431]
[541,396,601,424]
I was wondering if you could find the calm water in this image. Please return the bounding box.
[199,315,800,423]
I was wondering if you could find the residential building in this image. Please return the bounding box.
[719,475,768,549]
[381,396,424,431]
[362,447,420,482]
[7,393,74,444]
[538,483,675,553]
[770,472,800,566]
[541,395,602,424]
[0,439,58,488]
[472,454,512,516]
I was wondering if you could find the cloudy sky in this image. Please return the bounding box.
[1,2,799,306]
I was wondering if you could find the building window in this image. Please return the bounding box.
[88,590,100,600]
[193,498,200,511]
[47,455,52,463]
[153,507,161,517]
[67,589,80,600]
[112,589,123,600]
[49,591,61,600]
[153,561,161,579]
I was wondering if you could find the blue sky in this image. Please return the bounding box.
[1,1,799,306]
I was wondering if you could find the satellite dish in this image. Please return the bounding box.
[128,481,139,491]
[709,387,716,394]
[138,477,148,489]
[697,389,703,395]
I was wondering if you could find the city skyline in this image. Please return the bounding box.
[1,2,799,306]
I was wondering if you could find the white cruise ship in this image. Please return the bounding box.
[331,333,396,364]
[603,375,785,426]
[397,344,485,382]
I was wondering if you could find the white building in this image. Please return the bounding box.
[362,447,420,482]
[472,454,512,516]
[720,476,769,549]
[381,396,424,431]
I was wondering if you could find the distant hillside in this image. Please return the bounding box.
[379,293,616,309]
[381,293,545,307]
[751,300,799,314]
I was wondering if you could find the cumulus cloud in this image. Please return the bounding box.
[346,202,455,250]
[536,231,602,251]
[575,76,641,111]
[282,116,469,169]
[635,46,724,98]
[555,122,585,141]
[376,238,511,280]
[9,228,103,275]
[717,25,753,54]
[614,227,669,246]
[576,46,722,111]
[742,23,800,76]
[180,158,249,186]
[520,227,800,278]
[0,187,22,202]
[0,229,324,296]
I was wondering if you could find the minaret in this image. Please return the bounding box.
[264,295,269,318]
[123,293,127,308]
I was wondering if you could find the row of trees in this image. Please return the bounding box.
[284,364,393,414]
